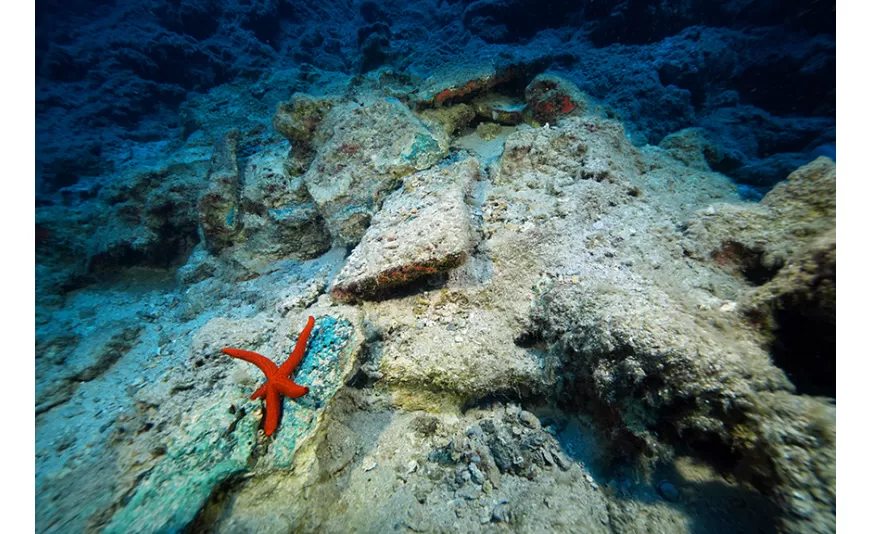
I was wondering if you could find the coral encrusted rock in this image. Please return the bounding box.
[524,73,589,125]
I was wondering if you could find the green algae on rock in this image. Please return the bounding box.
[102,311,364,532]
[103,390,260,534]
[257,313,365,469]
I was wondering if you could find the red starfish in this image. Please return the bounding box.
[222,316,315,436]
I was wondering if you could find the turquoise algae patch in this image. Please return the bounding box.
[403,133,444,169]
[262,315,358,468]
[104,315,359,533]
[103,393,260,534]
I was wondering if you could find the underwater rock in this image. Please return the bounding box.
[416,103,477,137]
[175,249,218,286]
[475,122,504,141]
[524,73,588,125]
[759,156,836,217]
[741,392,836,534]
[742,229,835,397]
[238,145,331,260]
[89,163,205,270]
[36,323,143,415]
[198,129,242,252]
[330,158,479,302]
[494,116,642,187]
[239,145,305,209]
[414,53,549,108]
[36,144,211,300]
[470,93,527,126]
[103,310,365,532]
[523,155,835,529]
[272,93,340,175]
[658,127,725,171]
[685,157,836,286]
[531,268,792,454]
[302,98,448,246]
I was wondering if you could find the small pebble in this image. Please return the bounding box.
[656,480,680,502]
[469,464,486,485]
[491,502,510,523]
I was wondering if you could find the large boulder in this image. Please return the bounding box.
[102,309,365,532]
[301,98,448,245]
[331,158,480,302]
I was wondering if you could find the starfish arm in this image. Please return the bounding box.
[272,377,310,399]
[222,348,279,377]
[263,383,282,436]
[250,384,267,400]
[276,316,315,376]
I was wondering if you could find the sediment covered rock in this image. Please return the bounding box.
[302,98,448,245]
[198,129,242,251]
[238,146,332,260]
[272,93,340,175]
[330,158,480,302]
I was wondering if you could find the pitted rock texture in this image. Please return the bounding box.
[684,156,836,285]
[331,158,480,302]
[238,145,331,260]
[198,129,242,252]
[301,98,448,246]
[494,116,643,187]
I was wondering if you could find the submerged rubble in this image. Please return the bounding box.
[36,66,835,534]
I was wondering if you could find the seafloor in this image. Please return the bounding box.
[35,1,834,533]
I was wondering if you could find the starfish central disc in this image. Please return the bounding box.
[221,316,315,435]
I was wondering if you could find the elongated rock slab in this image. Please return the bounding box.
[331,158,480,302]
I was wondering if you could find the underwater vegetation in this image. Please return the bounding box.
[35,1,834,533]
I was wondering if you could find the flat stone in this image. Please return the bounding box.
[330,158,479,302]
[303,98,448,246]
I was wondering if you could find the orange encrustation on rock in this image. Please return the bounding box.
[222,316,315,436]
